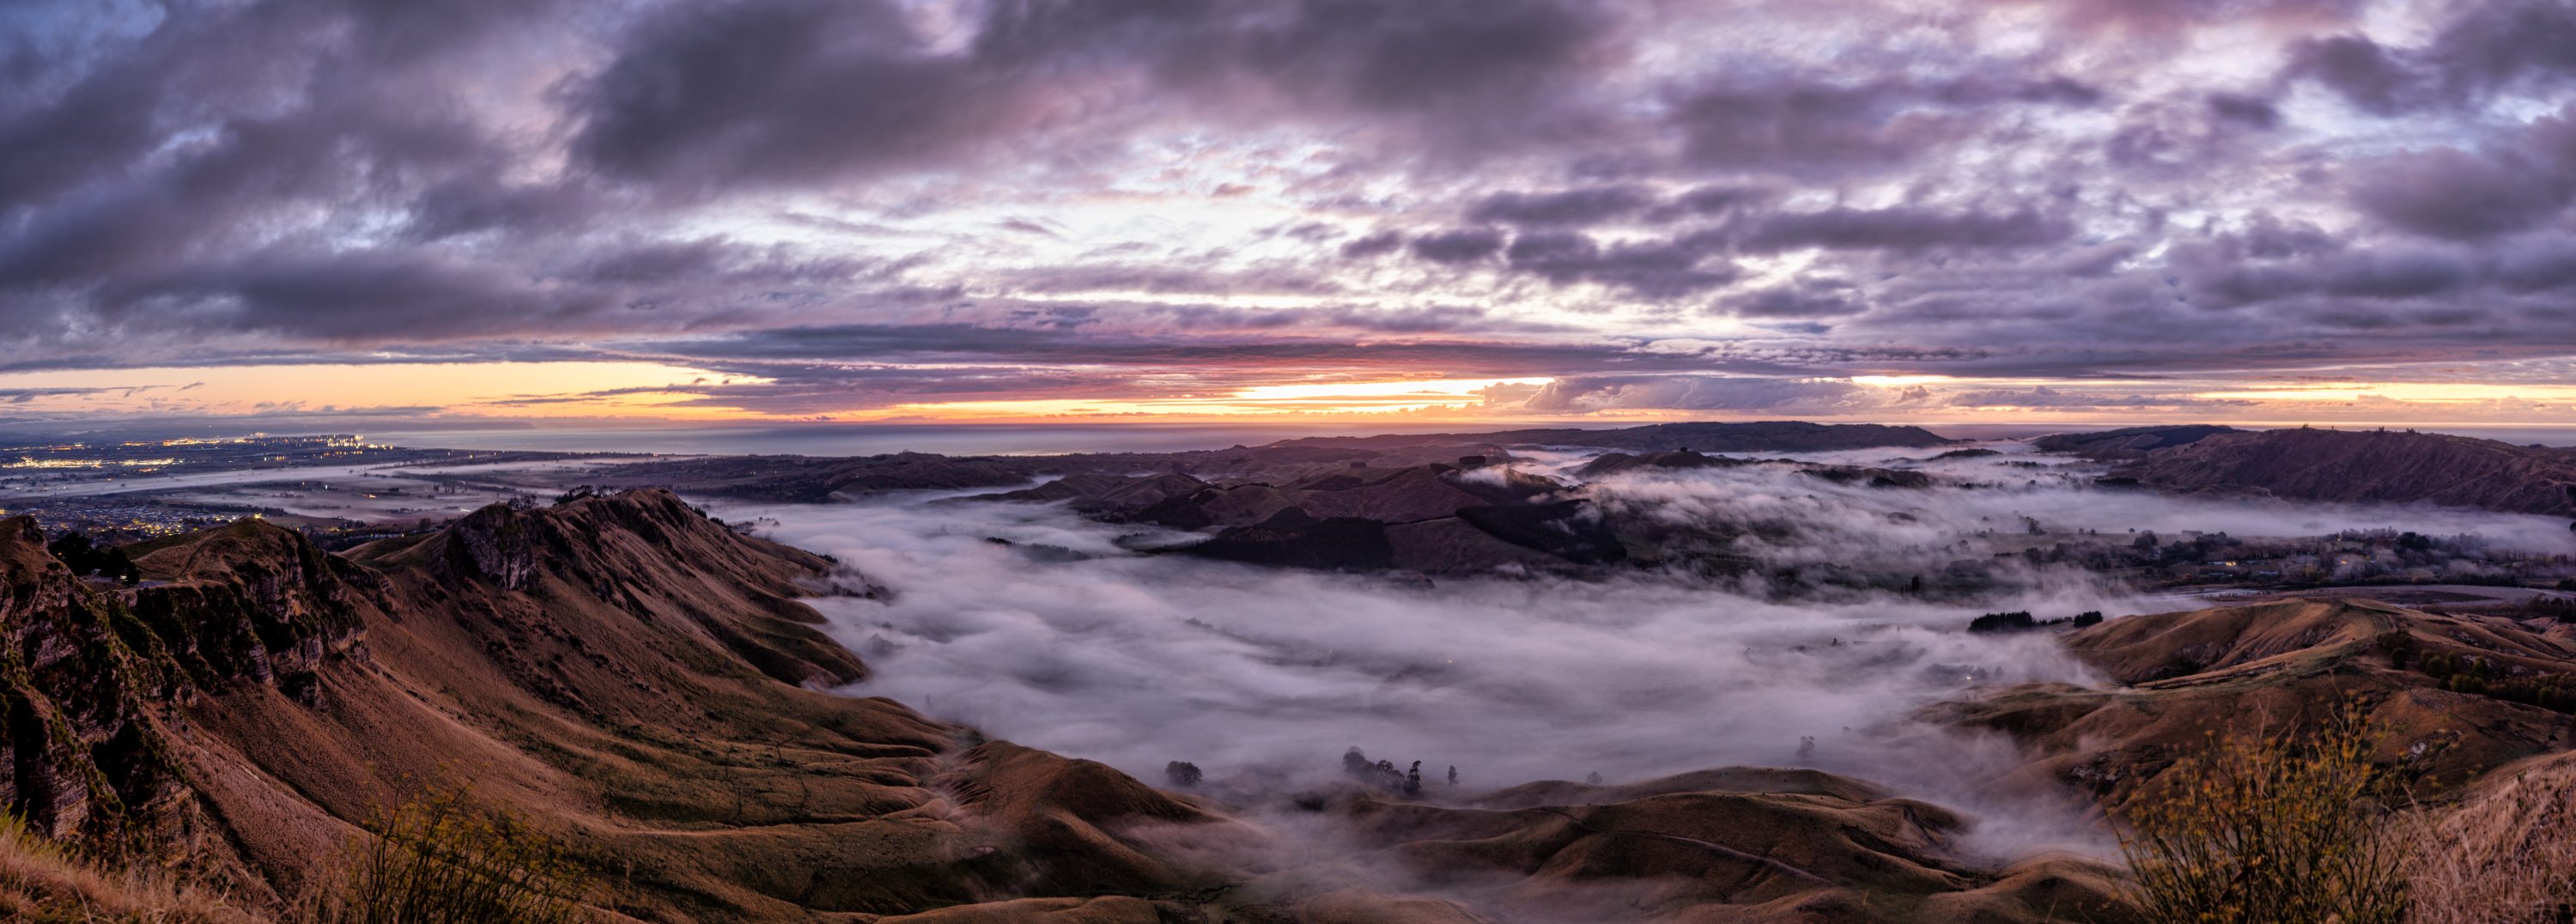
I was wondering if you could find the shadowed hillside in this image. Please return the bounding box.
[2111,428,2576,516]
[1935,598,2576,810]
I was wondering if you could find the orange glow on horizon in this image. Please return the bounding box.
[4,362,2575,429]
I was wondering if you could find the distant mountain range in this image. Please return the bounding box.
[1270,420,1959,452]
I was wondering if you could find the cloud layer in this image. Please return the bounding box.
[4,0,2575,421]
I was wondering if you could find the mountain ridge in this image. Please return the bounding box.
[2109,428,2576,516]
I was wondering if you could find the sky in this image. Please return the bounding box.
[3,0,2576,431]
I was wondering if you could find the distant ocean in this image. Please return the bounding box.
[372,420,2576,457]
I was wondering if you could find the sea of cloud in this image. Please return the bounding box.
[711,442,2575,863]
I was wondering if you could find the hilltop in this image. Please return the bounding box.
[1935,598,2576,809]
[2109,428,2576,516]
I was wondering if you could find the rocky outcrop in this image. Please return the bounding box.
[124,519,375,695]
[1,515,188,842]
[1,514,381,848]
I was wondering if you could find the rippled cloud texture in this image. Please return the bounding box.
[7,0,2576,422]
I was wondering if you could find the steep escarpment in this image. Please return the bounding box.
[2,514,198,849]
[5,491,1239,921]
[2110,428,2576,515]
[2,512,377,870]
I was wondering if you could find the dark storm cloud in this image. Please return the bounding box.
[569,0,1613,187]
[1338,230,1406,258]
[2287,3,2576,115]
[2204,93,2279,130]
[1675,83,1975,173]
[1670,70,2100,177]
[2347,105,2576,240]
[1741,206,2076,252]
[1501,229,1739,297]
[1408,228,1506,264]
[2425,0,2576,101]
[1466,186,1656,226]
[1720,283,1867,319]
[568,0,1011,187]
[7,0,2576,414]
[2288,36,2422,114]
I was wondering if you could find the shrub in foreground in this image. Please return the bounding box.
[318,787,591,924]
[2117,708,2409,924]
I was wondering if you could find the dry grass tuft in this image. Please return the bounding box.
[0,812,258,923]
[2405,759,2576,924]
[315,787,593,924]
[2117,706,2410,924]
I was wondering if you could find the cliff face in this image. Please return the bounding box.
[2,514,378,852]
[2114,428,2576,515]
[2,514,179,843]
[124,519,376,699]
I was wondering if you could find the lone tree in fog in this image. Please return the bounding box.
[1404,761,1422,796]
[1163,761,1202,788]
[1447,765,1457,787]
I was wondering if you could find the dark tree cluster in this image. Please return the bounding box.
[2418,653,2576,714]
[46,531,140,585]
[1341,747,1436,796]
[1966,610,2103,634]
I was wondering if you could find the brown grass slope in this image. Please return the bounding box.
[5,490,1234,921]
[1319,769,2135,924]
[1935,599,2576,810]
[2405,748,2576,923]
[2114,428,2576,515]
[0,810,259,922]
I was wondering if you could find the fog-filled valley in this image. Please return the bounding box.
[15,422,2576,921]
[710,437,2576,875]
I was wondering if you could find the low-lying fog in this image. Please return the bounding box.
[65,436,2564,861]
[717,444,2576,860]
